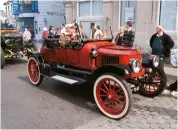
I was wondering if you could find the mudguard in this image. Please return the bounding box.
[142,55,153,68]
[28,51,44,65]
[89,64,131,82]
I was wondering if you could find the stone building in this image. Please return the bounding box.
[64,0,177,53]
[3,0,16,26]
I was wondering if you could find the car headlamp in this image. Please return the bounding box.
[90,48,98,58]
[152,55,159,67]
[129,59,141,73]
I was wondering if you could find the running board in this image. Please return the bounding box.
[51,75,85,85]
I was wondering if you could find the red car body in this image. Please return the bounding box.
[27,17,167,120]
[41,41,145,78]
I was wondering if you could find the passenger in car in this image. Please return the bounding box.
[79,23,88,40]
[102,29,107,39]
[49,26,56,36]
[59,24,74,48]
[90,25,103,40]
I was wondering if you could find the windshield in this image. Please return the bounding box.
[78,20,112,41]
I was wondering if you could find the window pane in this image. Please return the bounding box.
[79,1,90,17]
[160,1,177,31]
[120,1,136,29]
[92,1,103,16]
[24,0,31,11]
[24,0,31,4]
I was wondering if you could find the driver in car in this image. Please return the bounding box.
[90,25,103,40]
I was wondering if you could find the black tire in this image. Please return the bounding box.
[1,47,5,69]
[139,67,167,97]
[93,73,132,119]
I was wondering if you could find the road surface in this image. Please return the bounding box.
[1,58,177,129]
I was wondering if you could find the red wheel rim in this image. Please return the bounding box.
[28,58,39,83]
[96,78,126,115]
[142,72,162,94]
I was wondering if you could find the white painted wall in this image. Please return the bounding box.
[34,1,65,40]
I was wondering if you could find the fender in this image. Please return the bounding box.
[89,64,131,83]
[28,51,44,65]
[142,55,153,68]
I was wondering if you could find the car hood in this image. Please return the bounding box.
[98,45,142,56]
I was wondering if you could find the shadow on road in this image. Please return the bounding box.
[4,58,27,67]
[18,76,100,114]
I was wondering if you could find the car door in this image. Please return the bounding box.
[40,40,56,63]
[66,49,79,65]
[55,48,67,64]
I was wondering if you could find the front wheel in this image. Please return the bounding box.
[93,73,132,119]
[1,47,5,69]
[139,67,167,97]
[27,57,43,86]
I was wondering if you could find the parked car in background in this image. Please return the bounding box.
[1,28,37,69]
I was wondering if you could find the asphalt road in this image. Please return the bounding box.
[1,58,177,129]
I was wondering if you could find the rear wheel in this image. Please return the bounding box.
[139,67,167,97]
[93,73,132,119]
[27,57,43,85]
[1,47,5,69]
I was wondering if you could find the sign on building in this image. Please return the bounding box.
[124,7,135,22]
[12,0,19,15]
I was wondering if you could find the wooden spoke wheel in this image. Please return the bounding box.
[27,57,43,85]
[139,67,167,97]
[93,74,132,119]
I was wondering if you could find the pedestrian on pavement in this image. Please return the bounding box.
[150,25,174,69]
[28,27,35,40]
[122,21,135,47]
[60,24,66,35]
[23,28,32,42]
[42,27,48,44]
[115,26,125,45]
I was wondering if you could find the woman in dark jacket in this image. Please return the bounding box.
[115,27,125,45]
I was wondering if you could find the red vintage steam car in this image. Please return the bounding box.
[27,17,167,119]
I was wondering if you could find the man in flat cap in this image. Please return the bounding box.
[150,25,174,69]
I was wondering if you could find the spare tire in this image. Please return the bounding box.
[1,47,5,69]
[170,48,178,68]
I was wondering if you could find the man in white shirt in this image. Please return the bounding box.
[23,28,32,42]
[90,25,103,40]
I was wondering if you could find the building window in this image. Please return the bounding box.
[120,1,136,29]
[92,1,103,16]
[79,1,90,17]
[78,0,103,17]
[24,0,31,11]
[7,5,9,16]
[19,0,23,12]
[159,1,177,31]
